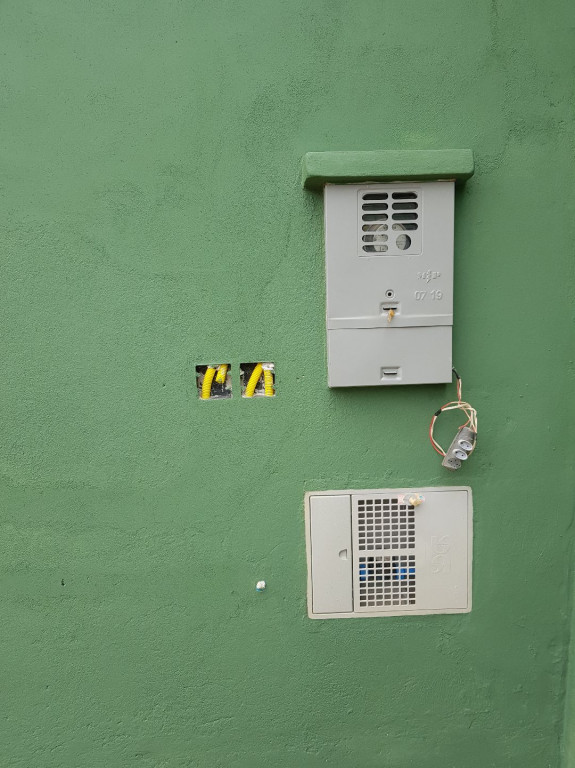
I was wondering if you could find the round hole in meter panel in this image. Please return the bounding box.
[396,233,411,250]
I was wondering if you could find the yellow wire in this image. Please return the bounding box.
[244,363,263,397]
[215,364,228,384]
[201,366,216,399]
[263,368,274,397]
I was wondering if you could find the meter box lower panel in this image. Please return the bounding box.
[328,326,452,386]
[305,487,472,619]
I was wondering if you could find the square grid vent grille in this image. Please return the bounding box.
[359,187,422,256]
[354,495,417,610]
[357,497,415,550]
[358,554,416,608]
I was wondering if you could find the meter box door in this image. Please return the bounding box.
[305,487,472,619]
[325,181,455,386]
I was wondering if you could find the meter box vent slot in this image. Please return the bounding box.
[360,190,421,255]
[305,486,472,619]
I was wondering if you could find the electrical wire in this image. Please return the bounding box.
[429,369,478,456]
[201,365,217,399]
[215,364,228,384]
[263,368,275,397]
[244,363,264,398]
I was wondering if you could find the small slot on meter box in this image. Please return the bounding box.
[381,302,399,323]
[381,367,400,379]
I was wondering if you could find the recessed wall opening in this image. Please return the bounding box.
[196,364,232,400]
[240,363,276,398]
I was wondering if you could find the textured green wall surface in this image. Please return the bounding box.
[565,582,575,768]
[1,1,574,766]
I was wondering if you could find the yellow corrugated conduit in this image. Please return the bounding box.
[262,364,275,397]
[244,363,263,398]
[200,365,217,399]
[215,364,228,384]
[244,362,275,398]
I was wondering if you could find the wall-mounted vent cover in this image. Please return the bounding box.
[360,188,422,255]
[305,487,472,619]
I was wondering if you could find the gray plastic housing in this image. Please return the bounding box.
[324,181,455,386]
[442,426,477,471]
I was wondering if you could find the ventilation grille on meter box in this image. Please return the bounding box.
[359,554,416,607]
[360,190,419,254]
[357,497,415,551]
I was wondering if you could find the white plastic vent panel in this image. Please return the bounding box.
[305,487,472,619]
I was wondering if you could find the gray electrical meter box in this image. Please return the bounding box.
[301,149,474,387]
[325,181,454,386]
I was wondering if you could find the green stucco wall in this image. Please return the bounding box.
[565,595,575,768]
[1,2,574,766]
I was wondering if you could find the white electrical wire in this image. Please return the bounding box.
[429,369,478,457]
